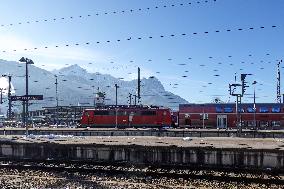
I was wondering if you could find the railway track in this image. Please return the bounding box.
[0,160,283,186]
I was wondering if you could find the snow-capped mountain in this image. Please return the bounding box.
[0,59,188,114]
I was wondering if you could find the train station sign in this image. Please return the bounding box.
[11,95,43,101]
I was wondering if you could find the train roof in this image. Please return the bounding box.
[179,103,284,108]
[84,105,170,111]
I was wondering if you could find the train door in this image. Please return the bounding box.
[217,115,227,129]
[184,114,191,127]
[118,110,128,128]
[88,110,95,125]
[128,112,134,127]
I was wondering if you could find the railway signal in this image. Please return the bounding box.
[229,73,252,135]
[241,74,252,96]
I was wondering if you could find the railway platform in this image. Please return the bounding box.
[0,128,284,138]
[0,136,283,173]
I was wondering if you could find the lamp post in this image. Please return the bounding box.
[91,85,95,106]
[202,104,205,129]
[252,81,257,129]
[19,57,34,136]
[114,84,119,128]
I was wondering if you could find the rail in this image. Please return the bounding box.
[0,160,283,185]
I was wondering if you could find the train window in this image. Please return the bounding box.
[259,121,269,127]
[204,113,208,120]
[247,107,255,113]
[272,121,281,127]
[94,111,109,115]
[224,107,233,113]
[200,113,208,120]
[238,108,245,113]
[272,107,281,113]
[216,107,222,113]
[259,107,269,113]
[130,112,136,116]
[109,111,115,115]
[141,111,156,116]
[247,121,257,127]
[117,111,127,116]
[241,121,246,127]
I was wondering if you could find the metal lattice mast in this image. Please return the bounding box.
[277,60,282,103]
[7,75,12,119]
[1,74,12,120]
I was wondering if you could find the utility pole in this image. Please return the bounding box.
[133,95,137,106]
[96,87,100,107]
[137,67,141,104]
[114,84,119,106]
[114,84,119,128]
[55,75,59,126]
[128,93,132,105]
[92,85,95,106]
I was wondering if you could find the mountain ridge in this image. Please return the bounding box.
[0,59,188,114]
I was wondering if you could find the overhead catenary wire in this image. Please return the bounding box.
[1,41,277,103]
[0,0,217,28]
[0,24,278,53]
[11,49,275,82]
[23,55,276,103]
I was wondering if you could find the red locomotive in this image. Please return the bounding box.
[178,103,284,129]
[80,105,172,128]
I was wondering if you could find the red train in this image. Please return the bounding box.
[80,103,284,129]
[80,105,172,128]
[178,103,284,129]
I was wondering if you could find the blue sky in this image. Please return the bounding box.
[0,0,284,104]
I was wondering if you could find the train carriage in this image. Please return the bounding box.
[80,105,172,128]
[179,103,284,129]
